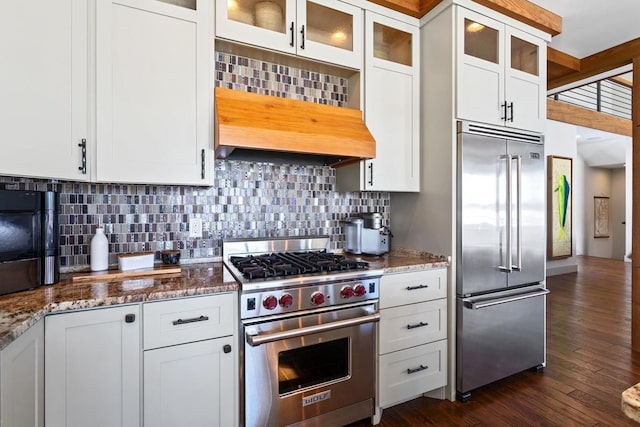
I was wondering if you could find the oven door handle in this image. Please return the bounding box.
[246,313,380,347]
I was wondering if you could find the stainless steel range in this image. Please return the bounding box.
[223,236,383,427]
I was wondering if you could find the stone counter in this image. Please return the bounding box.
[347,249,450,273]
[0,262,238,351]
[0,250,449,352]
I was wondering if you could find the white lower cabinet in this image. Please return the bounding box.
[0,319,44,427]
[35,293,237,427]
[143,336,235,427]
[143,293,238,427]
[45,305,141,427]
[376,268,448,420]
[379,339,447,408]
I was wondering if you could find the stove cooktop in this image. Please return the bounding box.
[230,250,369,280]
[222,236,384,292]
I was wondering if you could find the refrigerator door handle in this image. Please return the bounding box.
[513,155,522,271]
[463,289,549,310]
[499,154,512,273]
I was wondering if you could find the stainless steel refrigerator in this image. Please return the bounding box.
[456,121,548,401]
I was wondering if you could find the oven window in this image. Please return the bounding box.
[278,338,349,395]
[0,212,38,261]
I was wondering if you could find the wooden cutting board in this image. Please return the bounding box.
[72,265,181,283]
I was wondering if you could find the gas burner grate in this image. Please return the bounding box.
[229,251,369,279]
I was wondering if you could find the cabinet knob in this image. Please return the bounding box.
[223,344,232,354]
[125,314,136,323]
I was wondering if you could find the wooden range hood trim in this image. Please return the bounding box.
[214,87,375,166]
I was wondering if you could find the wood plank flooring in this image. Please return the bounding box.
[349,256,640,426]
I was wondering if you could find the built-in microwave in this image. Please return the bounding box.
[0,189,59,295]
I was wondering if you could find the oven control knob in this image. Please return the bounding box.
[340,286,354,299]
[354,284,367,297]
[263,295,278,310]
[279,293,294,308]
[310,292,325,306]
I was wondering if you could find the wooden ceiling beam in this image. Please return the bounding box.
[549,37,640,90]
[368,0,562,36]
[471,0,561,35]
[548,47,580,72]
[368,0,422,17]
[547,47,581,83]
[547,98,632,137]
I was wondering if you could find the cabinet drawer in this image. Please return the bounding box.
[379,339,447,409]
[379,299,446,355]
[380,269,447,308]
[143,293,235,350]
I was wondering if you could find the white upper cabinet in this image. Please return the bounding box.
[0,0,89,181]
[96,0,212,185]
[336,12,419,192]
[456,7,546,132]
[216,0,362,69]
[364,12,419,192]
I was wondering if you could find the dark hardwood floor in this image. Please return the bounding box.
[349,256,640,426]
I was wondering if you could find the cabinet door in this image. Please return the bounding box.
[379,339,447,408]
[45,306,141,427]
[380,269,447,309]
[456,8,505,127]
[143,293,235,350]
[0,0,88,181]
[505,26,546,132]
[0,319,44,427]
[144,337,236,427]
[96,0,212,185]
[379,299,446,355]
[297,0,363,69]
[364,12,419,192]
[216,0,296,55]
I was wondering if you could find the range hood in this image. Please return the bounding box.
[214,87,375,167]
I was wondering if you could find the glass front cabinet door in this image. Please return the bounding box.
[216,0,362,69]
[363,12,419,192]
[456,7,545,131]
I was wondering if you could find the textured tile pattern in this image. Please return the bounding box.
[215,52,349,106]
[0,52,387,269]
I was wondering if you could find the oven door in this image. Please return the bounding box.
[243,303,379,427]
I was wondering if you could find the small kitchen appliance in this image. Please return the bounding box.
[0,188,59,294]
[223,236,383,427]
[344,212,391,256]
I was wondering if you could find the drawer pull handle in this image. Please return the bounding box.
[406,284,428,291]
[407,364,428,375]
[407,321,429,330]
[172,315,209,326]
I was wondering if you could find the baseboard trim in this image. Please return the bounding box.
[546,264,578,277]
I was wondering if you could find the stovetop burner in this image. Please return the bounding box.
[230,250,369,280]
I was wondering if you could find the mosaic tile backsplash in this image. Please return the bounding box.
[1,52,389,270]
[215,51,349,106]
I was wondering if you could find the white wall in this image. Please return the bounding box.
[545,120,579,275]
[584,167,613,258]
[544,120,632,270]
[626,139,633,261]
[611,168,626,260]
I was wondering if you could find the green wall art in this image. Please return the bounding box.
[547,155,572,259]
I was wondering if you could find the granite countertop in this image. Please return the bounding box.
[0,250,449,352]
[348,249,450,273]
[0,262,238,351]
